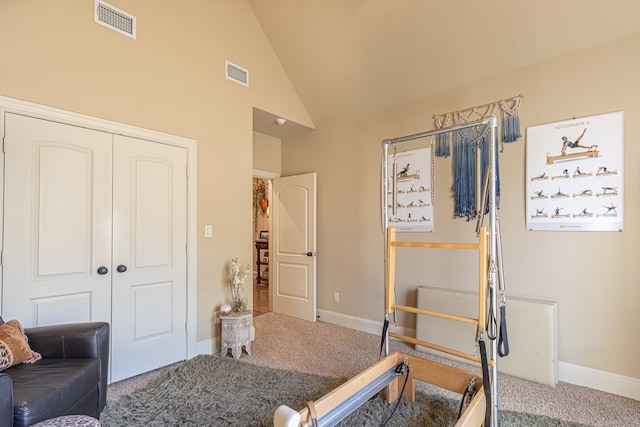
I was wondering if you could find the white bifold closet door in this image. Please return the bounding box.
[2,113,187,382]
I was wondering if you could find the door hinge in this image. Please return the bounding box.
[2,136,5,153]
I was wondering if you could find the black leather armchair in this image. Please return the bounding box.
[0,372,13,426]
[0,321,110,427]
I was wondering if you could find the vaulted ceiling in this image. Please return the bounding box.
[248,0,640,133]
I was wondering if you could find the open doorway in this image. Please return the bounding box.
[252,125,283,316]
[252,176,271,316]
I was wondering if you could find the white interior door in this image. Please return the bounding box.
[2,113,113,326]
[271,173,317,321]
[110,135,187,382]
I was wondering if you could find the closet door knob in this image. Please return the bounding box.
[306,252,313,257]
[116,264,127,273]
[97,266,109,275]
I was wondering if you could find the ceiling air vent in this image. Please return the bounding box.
[226,61,249,87]
[94,0,136,39]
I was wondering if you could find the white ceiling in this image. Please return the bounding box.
[249,0,640,135]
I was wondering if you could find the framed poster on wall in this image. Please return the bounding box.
[386,146,435,232]
[526,111,624,231]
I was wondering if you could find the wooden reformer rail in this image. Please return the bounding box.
[385,226,490,365]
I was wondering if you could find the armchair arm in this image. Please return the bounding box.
[25,322,110,414]
[0,373,14,427]
[25,322,109,361]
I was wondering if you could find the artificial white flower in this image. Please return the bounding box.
[229,257,251,311]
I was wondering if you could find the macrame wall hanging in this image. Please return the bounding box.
[432,94,523,219]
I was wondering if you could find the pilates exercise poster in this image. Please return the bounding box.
[387,146,435,232]
[525,111,624,231]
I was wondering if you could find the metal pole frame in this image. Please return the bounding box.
[381,116,500,426]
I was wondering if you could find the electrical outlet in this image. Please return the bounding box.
[333,292,339,303]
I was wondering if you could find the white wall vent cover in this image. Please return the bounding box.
[94,0,136,39]
[226,61,249,87]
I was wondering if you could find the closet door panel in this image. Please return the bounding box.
[2,113,113,327]
[133,159,172,267]
[38,145,92,275]
[110,135,187,382]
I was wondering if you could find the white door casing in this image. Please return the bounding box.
[271,173,317,322]
[1,99,197,381]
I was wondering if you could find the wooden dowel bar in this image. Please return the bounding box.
[391,241,481,250]
[388,332,494,367]
[391,304,480,326]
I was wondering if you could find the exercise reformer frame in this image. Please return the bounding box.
[272,118,500,427]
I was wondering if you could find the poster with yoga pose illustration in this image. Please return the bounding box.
[525,111,624,231]
[387,146,435,232]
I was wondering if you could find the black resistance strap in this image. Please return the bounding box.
[498,305,510,357]
[381,360,410,427]
[379,318,389,359]
[479,339,492,427]
[486,288,497,340]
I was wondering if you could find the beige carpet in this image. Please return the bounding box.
[108,312,640,426]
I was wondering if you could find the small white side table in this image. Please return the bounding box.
[220,310,252,359]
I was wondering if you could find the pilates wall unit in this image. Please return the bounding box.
[273,227,491,427]
[381,117,502,426]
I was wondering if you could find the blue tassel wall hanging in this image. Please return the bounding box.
[500,97,523,143]
[432,95,518,219]
[433,94,523,158]
[452,124,500,220]
[434,113,452,157]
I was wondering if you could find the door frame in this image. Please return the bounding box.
[252,169,279,313]
[0,95,198,359]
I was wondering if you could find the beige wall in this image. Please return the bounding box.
[282,33,640,380]
[0,1,312,343]
[253,131,282,174]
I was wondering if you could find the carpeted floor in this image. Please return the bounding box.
[103,354,590,426]
[103,356,345,426]
[107,312,640,426]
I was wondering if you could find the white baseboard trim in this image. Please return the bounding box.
[558,361,640,401]
[318,309,639,401]
[316,308,415,342]
[317,308,382,335]
[196,338,216,355]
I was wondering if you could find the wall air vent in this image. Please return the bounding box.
[94,0,136,39]
[226,61,249,87]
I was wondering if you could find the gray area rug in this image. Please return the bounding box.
[102,355,589,426]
